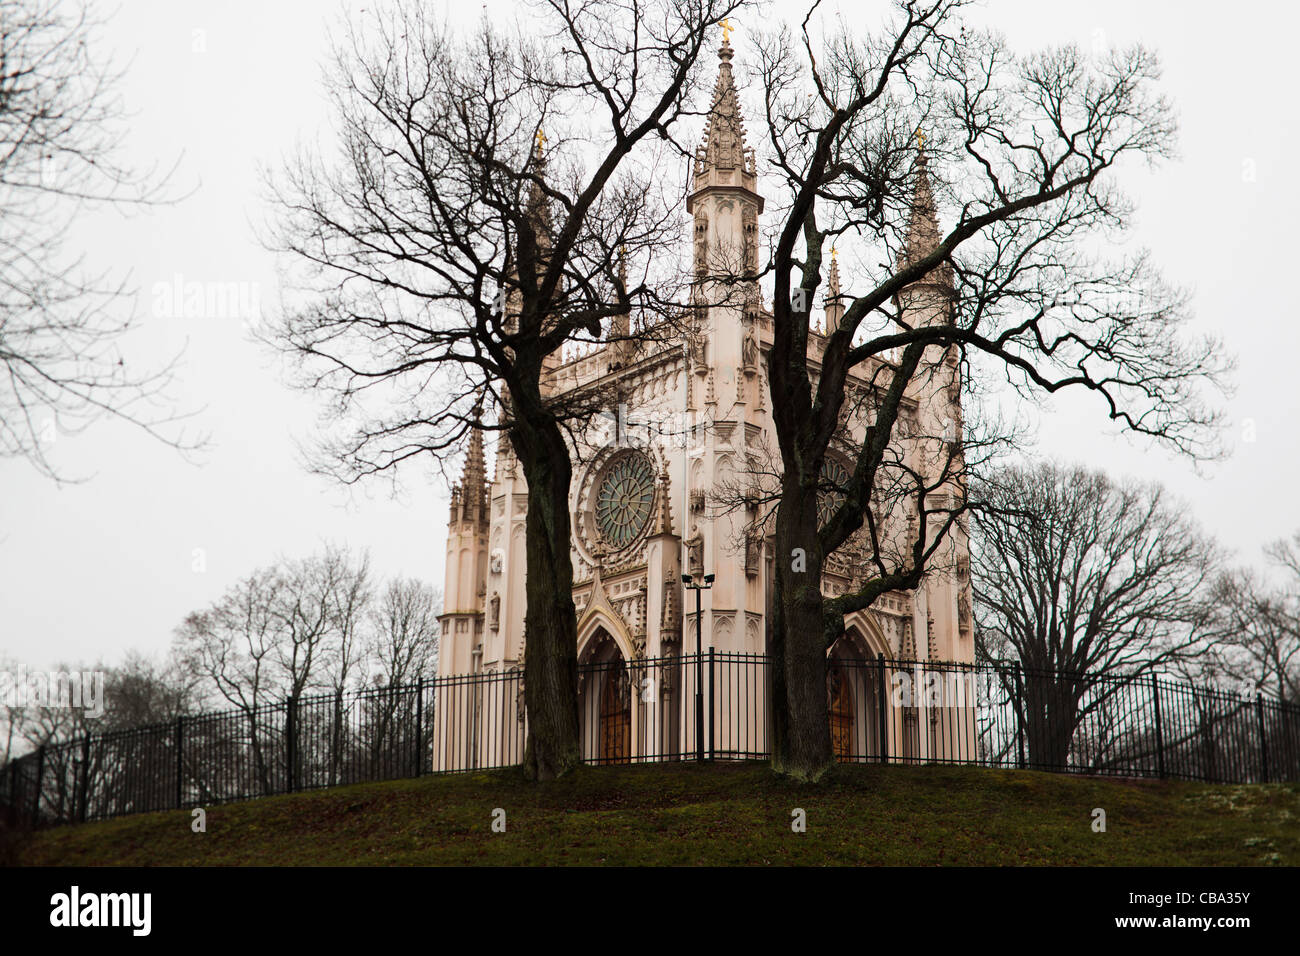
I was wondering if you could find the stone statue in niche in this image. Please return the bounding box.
[693,213,708,276]
[689,332,708,374]
[686,525,704,578]
[489,592,500,629]
[743,208,758,276]
[742,327,758,373]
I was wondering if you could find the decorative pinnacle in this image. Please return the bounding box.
[535,128,547,157]
[655,464,674,536]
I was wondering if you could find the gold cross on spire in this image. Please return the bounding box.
[831,244,837,259]
[915,127,926,149]
[721,18,733,44]
[535,128,547,156]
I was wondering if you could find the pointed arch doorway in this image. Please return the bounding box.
[579,628,633,764]
[826,628,880,763]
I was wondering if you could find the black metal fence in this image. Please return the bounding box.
[3,653,1298,828]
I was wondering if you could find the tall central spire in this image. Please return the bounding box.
[686,25,762,214]
[697,28,750,173]
[902,145,941,264]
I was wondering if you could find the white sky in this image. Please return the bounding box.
[2,0,1297,671]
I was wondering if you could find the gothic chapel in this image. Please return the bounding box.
[436,30,972,765]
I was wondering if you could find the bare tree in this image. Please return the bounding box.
[95,650,199,731]
[1197,535,1300,705]
[173,573,284,793]
[270,545,372,700]
[735,0,1227,777]
[172,545,372,792]
[266,0,741,778]
[0,0,192,478]
[366,578,440,687]
[971,461,1219,768]
[175,546,373,705]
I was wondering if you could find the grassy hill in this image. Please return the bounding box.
[10,762,1299,866]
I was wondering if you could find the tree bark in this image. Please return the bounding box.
[770,478,834,779]
[511,415,582,781]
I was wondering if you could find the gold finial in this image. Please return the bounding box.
[721,18,734,44]
[535,128,547,156]
[831,244,837,259]
[915,127,926,149]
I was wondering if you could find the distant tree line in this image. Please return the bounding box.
[972,460,1300,770]
[0,544,440,762]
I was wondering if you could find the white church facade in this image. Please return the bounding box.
[435,34,974,767]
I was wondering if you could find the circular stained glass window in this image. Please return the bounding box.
[817,456,851,527]
[595,453,656,550]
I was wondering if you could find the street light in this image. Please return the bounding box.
[682,571,714,762]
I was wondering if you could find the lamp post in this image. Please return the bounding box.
[682,572,714,762]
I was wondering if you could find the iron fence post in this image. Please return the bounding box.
[1151,673,1166,779]
[694,586,704,763]
[78,734,91,823]
[286,695,297,793]
[414,678,424,778]
[876,653,888,764]
[1256,694,1269,783]
[1013,663,1026,770]
[174,716,184,809]
[708,648,715,761]
[32,744,45,828]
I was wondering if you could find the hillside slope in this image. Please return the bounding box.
[12,762,1299,866]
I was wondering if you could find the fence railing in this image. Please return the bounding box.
[3,653,1298,828]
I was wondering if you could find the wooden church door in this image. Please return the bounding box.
[600,661,632,763]
[828,665,854,762]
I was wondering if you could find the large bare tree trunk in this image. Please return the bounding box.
[770,480,833,779]
[512,417,582,781]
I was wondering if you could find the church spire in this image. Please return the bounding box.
[611,244,630,340]
[899,136,945,273]
[897,134,954,300]
[452,400,489,526]
[824,245,845,335]
[526,127,554,241]
[524,128,565,380]
[696,22,752,174]
[686,20,763,292]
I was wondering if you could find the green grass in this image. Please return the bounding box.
[12,762,1300,866]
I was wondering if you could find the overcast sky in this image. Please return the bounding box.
[2,0,1297,671]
